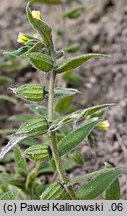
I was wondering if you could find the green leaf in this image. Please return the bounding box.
[26,169,36,189]
[15,117,49,137]
[26,52,53,72]
[58,118,100,156]
[4,46,29,57]
[55,96,74,113]
[67,167,122,186]
[0,95,17,104]
[59,124,72,135]
[14,145,28,175]
[26,4,53,48]
[51,104,113,131]
[8,114,33,122]
[55,53,111,73]
[0,189,20,200]
[69,152,84,166]
[20,137,37,146]
[64,43,80,53]
[103,163,120,200]
[62,70,84,85]
[0,128,17,136]
[0,152,14,163]
[76,168,123,200]
[63,5,85,19]
[0,76,12,85]
[40,182,71,200]
[0,173,24,187]
[31,0,62,4]
[54,87,80,99]
[26,104,48,117]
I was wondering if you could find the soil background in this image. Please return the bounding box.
[0,0,127,199]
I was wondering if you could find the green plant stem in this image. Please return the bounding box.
[48,69,77,200]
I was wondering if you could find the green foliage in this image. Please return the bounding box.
[0,2,124,200]
[26,4,54,48]
[54,87,80,100]
[103,163,120,200]
[14,145,28,175]
[76,168,123,200]
[26,52,54,72]
[58,118,100,156]
[63,5,85,19]
[55,54,111,74]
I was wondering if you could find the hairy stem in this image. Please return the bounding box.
[48,69,77,199]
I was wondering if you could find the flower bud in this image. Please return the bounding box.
[24,145,52,162]
[14,84,47,102]
[17,32,29,45]
[16,117,49,137]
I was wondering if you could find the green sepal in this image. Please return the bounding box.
[14,84,46,102]
[24,145,52,162]
[40,182,71,200]
[15,117,49,137]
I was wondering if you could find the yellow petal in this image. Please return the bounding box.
[31,10,41,19]
[98,120,110,131]
[17,38,25,44]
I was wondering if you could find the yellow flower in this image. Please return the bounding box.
[31,10,41,19]
[98,120,110,131]
[17,32,29,44]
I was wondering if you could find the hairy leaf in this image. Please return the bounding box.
[26,52,53,72]
[14,145,28,175]
[76,168,123,200]
[4,46,29,57]
[58,118,100,156]
[54,87,80,99]
[55,53,111,73]
[103,163,120,200]
[26,4,53,48]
